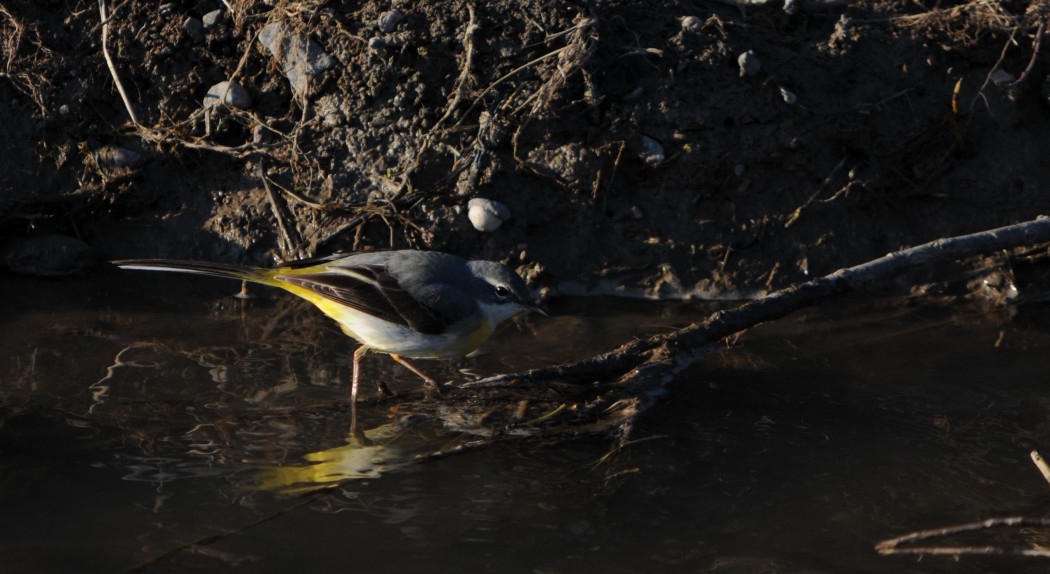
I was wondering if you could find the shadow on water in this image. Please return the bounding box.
[3,269,1050,572]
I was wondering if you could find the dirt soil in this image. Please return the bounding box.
[3,0,1050,298]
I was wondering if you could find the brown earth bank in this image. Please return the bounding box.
[2,0,1050,299]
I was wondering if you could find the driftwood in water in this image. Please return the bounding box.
[403,216,1050,452]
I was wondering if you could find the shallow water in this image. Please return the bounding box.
[3,270,1050,572]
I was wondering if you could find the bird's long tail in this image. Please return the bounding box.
[112,259,277,286]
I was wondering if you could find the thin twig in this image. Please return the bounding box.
[969,26,1017,115]
[784,156,849,228]
[1031,450,1050,486]
[428,4,477,137]
[98,0,140,126]
[1010,22,1044,87]
[258,162,297,260]
[450,46,569,130]
[266,177,328,210]
[877,516,1050,557]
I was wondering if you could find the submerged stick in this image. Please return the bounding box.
[399,216,1050,447]
[465,216,1050,392]
[876,516,1050,557]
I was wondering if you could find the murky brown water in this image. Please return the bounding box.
[3,270,1050,573]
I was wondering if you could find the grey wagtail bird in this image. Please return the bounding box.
[113,250,546,435]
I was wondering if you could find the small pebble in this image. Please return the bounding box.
[738,50,761,78]
[95,146,144,170]
[377,10,405,33]
[202,9,223,30]
[252,124,271,146]
[779,86,797,105]
[203,80,251,109]
[639,135,665,167]
[368,36,388,50]
[467,198,511,232]
[680,15,702,33]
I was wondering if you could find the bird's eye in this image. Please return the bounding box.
[494,285,510,298]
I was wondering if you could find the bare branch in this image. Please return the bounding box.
[98,0,140,126]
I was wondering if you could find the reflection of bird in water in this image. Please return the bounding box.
[114,250,546,439]
[255,423,410,494]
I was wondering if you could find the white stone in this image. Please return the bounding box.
[467,198,511,232]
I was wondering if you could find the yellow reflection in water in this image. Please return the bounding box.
[255,423,411,495]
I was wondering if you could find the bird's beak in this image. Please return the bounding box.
[526,303,548,318]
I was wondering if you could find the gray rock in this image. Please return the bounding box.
[252,124,272,146]
[203,80,251,109]
[990,69,1015,86]
[202,9,223,30]
[183,17,204,43]
[94,145,144,171]
[738,50,761,78]
[258,22,337,97]
[5,235,94,277]
[680,15,702,33]
[377,10,405,33]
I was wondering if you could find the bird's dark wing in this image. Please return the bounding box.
[274,264,452,335]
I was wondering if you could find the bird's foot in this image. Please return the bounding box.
[423,378,444,401]
[377,380,398,398]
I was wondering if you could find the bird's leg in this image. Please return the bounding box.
[350,345,370,444]
[389,353,441,398]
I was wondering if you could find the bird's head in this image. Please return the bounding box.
[468,260,547,326]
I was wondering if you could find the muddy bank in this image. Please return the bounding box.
[2,0,1049,298]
